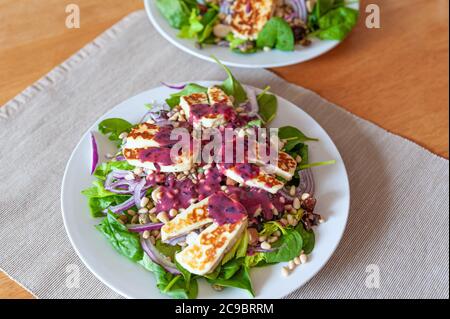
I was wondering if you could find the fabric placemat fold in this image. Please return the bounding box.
[0,10,448,299]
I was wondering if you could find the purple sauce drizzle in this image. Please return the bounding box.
[138,147,173,166]
[208,192,247,225]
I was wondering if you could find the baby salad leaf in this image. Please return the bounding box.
[207,263,255,297]
[165,83,208,108]
[296,223,316,254]
[244,253,266,268]
[313,6,359,40]
[156,0,192,29]
[257,92,278,124]
[155,239,181,260]
[179,9,204,39]
[212,56,248,105]
[81,180,130,217]
[98,118,133,144]
[96,212,143,261]
[139,254,198,299]
[263,229,303,263]
[279,126,319,143]
[198,8,219,43]
[93,161,135,180]
[256,17,295,51]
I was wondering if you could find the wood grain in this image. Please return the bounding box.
[0,0,448,298]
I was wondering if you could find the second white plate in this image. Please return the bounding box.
[144,0,359,68]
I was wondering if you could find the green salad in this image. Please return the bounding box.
[83,60,334,298]
[155,0,359,54]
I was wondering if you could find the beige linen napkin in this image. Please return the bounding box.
[0,11,448,299]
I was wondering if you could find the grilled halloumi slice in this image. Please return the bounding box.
[123,123,193,172]
[179,92,209,120]
[207,87,233,107]
[123,147,192,173]
[223,165,284,194]
[125,122,161,149]
[230,0,276,40]
[250,151,297,181]
[175,218,248,275]
[161,197,213,242]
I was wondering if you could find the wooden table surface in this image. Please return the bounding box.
[0,0,448,298]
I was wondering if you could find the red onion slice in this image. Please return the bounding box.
[90,133,99,175]
[141,236,181,275]
[106,196,135,214]
[127,222,164,233]
[161,82,186,90]
[134,178,147,208]
[245,86,258,117]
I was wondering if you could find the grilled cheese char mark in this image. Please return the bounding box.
[179,88,234,128]
[160,197,213,242]
[175,218,248,275]
[230,0,276,40]
[251,151,297,180]
[223,165,284,194]
[123,122,193,172]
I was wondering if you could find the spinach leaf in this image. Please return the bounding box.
[279,126,318,143]
[178,9,204,39]
[213,56,248,105]
[207,264,255,297]
[296,223,316,254]
[98,118,133,144]
[245,119,263,128]
[244,253,266,268]
[155,239,181,260]
[165,83,208,108]
[256,17,295,51]
[221,258,243,280]
[263,229,303,263]
[314,6,359,40]
[96,212,143,261]
[82,180,130,217]
[198,8,219,43]
[93,161,135,180]
[139,254,198,299]
[222,233,243,265]
[156,0,191,29]
[236,229,249,258]
[257,92,277,124]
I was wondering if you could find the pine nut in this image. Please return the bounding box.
[296,155,302,163]
[281,266,290,277]
[301,193,311,201]
[293,197,301,210]
[131,215,139,224]
[143,230,150,239]
[261,241,271,250]
[319,216,325,224]
[288,260,296,270]
[279,196,286,204]
[258,235,267,242]
[274,230,281,237]
[127,210,136,216]
[157,211,170,224]
[268,236,279,243]
[289,185,296,196]
[287,214,294,225]
[294,257,301,265]
[118,132,128,139]
[299,254,308,264]
[272,207,279,216]
[149,236,156,245]
[140,197,149,208]
[169,209,178,218]
[254,207,262,217]
[138,208,148,214]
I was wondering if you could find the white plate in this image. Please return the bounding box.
[144,0,359,68]
[61,81,350,299]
